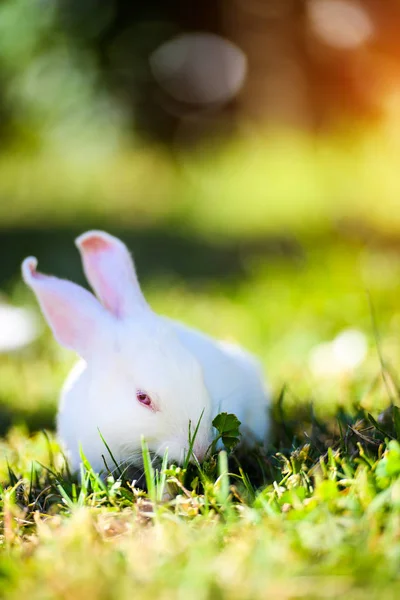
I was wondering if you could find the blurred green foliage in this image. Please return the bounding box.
[1,0,400,596]
[0,0,399,436]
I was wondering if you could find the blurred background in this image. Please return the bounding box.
[1,0,400,435]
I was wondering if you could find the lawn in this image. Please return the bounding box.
[1,131,400,599]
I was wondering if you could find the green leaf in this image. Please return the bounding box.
[212,413,241,451]
[376,440,400,485]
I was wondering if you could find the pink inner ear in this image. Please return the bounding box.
[79,235,111,254]
[80,237,125,316]
[24,258,46,281]
[90,254,121,316]
[76,231,147,318]
[22,256,106,358]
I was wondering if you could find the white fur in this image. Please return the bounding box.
[22,231,270,475]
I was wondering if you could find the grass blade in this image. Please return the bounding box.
[141,436,156,502]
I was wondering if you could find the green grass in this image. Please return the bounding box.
[2,127,400,598]
[3,125,400,237]
[1,237,400,598]
[1,402,400,599]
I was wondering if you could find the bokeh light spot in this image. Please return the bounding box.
[308,0,374,49]
[149,32,247,105]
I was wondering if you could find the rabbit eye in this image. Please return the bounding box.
[136,390,152,407]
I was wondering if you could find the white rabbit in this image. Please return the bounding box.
[22,231,270,475]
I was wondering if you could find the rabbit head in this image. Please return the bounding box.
[22,231,213,471]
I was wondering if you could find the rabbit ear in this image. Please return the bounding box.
[22,257,107,358]
[75,230,148,318]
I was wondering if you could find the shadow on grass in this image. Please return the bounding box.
[228,398,397,491]
[0,402,56,436]
[0,388,397,498]
[0,226,303,290]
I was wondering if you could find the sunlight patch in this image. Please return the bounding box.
[308,0,373,49]
[0,303,39,352]
[309,328,368,378]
